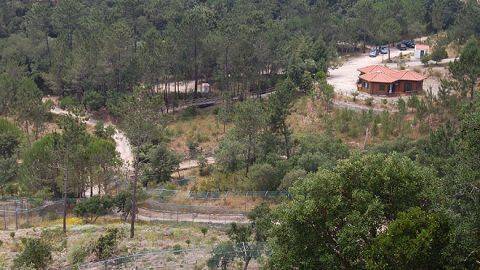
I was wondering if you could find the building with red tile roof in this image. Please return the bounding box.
[357,65,427,95]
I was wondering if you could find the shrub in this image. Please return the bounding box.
[297,152,332,173]
[172,244,183,255]
[68,243,91,267]
[279,169,307,190]
[182,106,198,118]
[83,90,105,111]
[200,227,208,236]
[59,96,79,110]
[247,163,282,191]
[113,190,147,221]
[365,97,374,107]
[198,155,211,176]
[421,54,431,66]
[430,46,448,64]
[352,91,359,102]
[187,139,200,158]
[73,196,113,223]
[13,238,52,270]
[397,98,407,115]
[41,228,66,252]
[94,228,120,260]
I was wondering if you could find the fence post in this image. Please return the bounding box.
[3,206,6,230]
[15,201,18,230]
[26,204,30,225]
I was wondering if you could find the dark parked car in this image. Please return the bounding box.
[397,43,407,51]
[403,40,416,48]
[380,46,389,54]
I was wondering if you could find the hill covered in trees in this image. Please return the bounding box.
[1,0,480,269]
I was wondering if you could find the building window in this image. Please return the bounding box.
[405,82,412,92]
[364,82,369,89]
[380,84,386,92]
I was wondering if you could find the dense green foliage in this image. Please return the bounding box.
[366,207,450,269]
[0,118,23,193]
[73,196,114,223]
[93,228,121,260]
[0,0,475,109]
[268,153,436,269]
[0,0,479,267]
[13,238,52,270]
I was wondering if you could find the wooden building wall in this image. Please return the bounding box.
[357,79,423,96]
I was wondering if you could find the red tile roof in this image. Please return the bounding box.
[415,44,430,51]
[358,65,426,83]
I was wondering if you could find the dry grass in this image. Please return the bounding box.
[0,220,228,269]
[288,96,423,148]
[167,107,231,155]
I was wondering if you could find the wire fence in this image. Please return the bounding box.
[149,188,291,201]
[1,188,285,230]
[79,242,268,270]
[0,199,64,230]
[139,200,249,224]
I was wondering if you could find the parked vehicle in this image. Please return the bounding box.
[403,40,416,48]
[369,48,379,57]
[380,46,389,54]
[397,43,407,51]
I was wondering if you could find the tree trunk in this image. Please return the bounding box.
[194,37,199,96]
[243,257,251,270]
[283,126,290,158]
[63,166,68,233]
[130,160,138,238]
[89,176,93,197]
[388,45,391,61]
[45,32,51,67]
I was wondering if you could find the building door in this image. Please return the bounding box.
[389,84,394,94]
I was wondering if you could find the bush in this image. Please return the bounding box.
[113,190,147,221]
[13,238,52,270]
[200,227,208,236]
[248,163,282,191]
[297,152,333,173]
[41,228,66,252]
[182,106,198,118]
[83,90,105,111]
[68,243,91,267]
[198,155,211,176]
[94,228,120,260]
[421,54,431,66]
[365,97,374,107]
[59,96,79,110]
[172,244,183,255]
[430,46,448,63]
[73,196,113,223]
[279,168,307,190]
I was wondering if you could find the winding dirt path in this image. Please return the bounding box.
[45,97,134,172]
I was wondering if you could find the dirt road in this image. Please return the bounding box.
[328,47,414,96]
[328,47,455,98]
[46,97,135,172]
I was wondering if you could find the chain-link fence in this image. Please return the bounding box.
[79,243,267,270]
[149,189,291,201]
[139,200,248,224]
[0,199,64,230]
